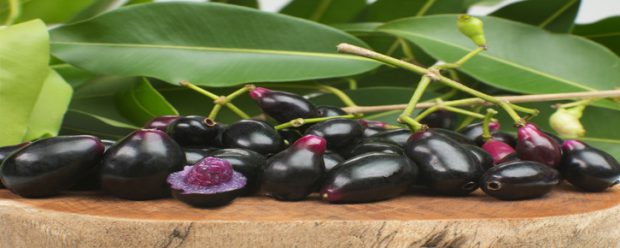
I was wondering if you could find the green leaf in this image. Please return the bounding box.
[280,0,366,24]
[25,69,73,140]
[573,16,620,56]
[60,109,138,140]
[496,103,620,161]
[0,20,49,146]
[360,0,465,22]
[490,0,581,33]
[378,15,620,110]
[50,2,379,87]
[69,0,128,23]
[52,64,98,88]
[0,0,95,24]
[211,0,258,8]
[115,78,179,126]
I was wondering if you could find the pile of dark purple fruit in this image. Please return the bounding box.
[1,87,619,208]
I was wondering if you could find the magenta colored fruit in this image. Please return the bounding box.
[144,115,181,131]
[482,139,518,165]
[516,123,562,167]
[168,157,246,208]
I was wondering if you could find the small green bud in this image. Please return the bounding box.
[457,15,486,47]
[549,107,586,138]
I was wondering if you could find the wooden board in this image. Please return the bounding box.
[0,184,619,247]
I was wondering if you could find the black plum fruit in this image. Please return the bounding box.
[481,161,560,200]
[0,136,104,198]
[249,87,320,123]
[560,140,620,192]
[478,132,516,147]
[305,118,363,150]
[463,144,494,171]
[459,121,500,141]
[184,148,214,165]
[0,142,30,188]
[166,116,220,147]
[144,115,181,131]
[482,139,519,165]
[346,140,403,158]
[419,110,457,129]
[323,151,345,172]
[317,105,347,117]
[100,139,116,151]
[433,128,476,145]
[207,148,266,195]
[101,129,186,200]
[262,135,326,201]
[516,123,562,167]
[358,120,388,137]
[168,157,246,208]
[368,128,411,147]
[321,152,417,203]
[222,119,284,155]
[405,130,482,195]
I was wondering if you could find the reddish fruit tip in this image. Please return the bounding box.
[489,121,501,131]
[357,119,386,128]
[320,186,341,203]
[249,87,271,100]
[408,130,432,142]
[562,140,586,152]
[517,123,542,140]
[293,135,327,154]
[483,139,516,164]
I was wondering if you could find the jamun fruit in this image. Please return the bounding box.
[481,161,560,200]
[560,140,620,192]
[249,87,320,123]
[222,119,284,155]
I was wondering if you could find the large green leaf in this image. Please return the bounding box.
[25,69,73,140]
[60,110,137,140]
[211,0,258,8]
[280,0,366,24]
[490,0,581,33]
[0,0,95,24]
[50,2,379,87]
[0,20,49,146]
[359,0,465,22]
[115,78,179,126]
[69,0,128,23]
[573,16,620,56]
[378,15,620,110]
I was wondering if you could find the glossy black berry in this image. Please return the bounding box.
[459,121,500,142]
[207,148,266,195]
[278,128,303,145]
[222,120,284,155]
[0,136,104,198]
[323,151,345,172]
[262,135,326,201]
[0,142,30,188]
[305,118,363,150]
[166,116,220,147]
[250,87,320,123]
[368,128,411,147]
[463,144,494,171]
[346,140,403,158]
[101,129,186,200]
[481,161,560,200]
[321,152,417,203]
[405,130,482,195]
[358,120,388,138]
[419,110,457,129]
[560,140,620,192]
[433,128,476,145]
[317,105,347,117]
[144,115,181,131]
[184,148,214,165]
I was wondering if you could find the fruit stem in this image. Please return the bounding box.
[317,84,358,107]
[415,99,487,122]
[555,99,593,109]
[4,0,20,26]
[179,80,250,119]
[436,46,485,70]
[347,78,358,90]
[399,115,424,131]
[482,108,498,141]
[400,76,431,124]
[337,43,530,126]
[274,114,358,130]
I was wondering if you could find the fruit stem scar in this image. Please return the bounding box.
[487,181,502,191]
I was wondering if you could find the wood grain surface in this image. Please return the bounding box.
[0,184,619,247]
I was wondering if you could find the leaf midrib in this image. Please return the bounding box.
[51,41,375,62]
[380,29,598,92]
[538,0,578,28]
